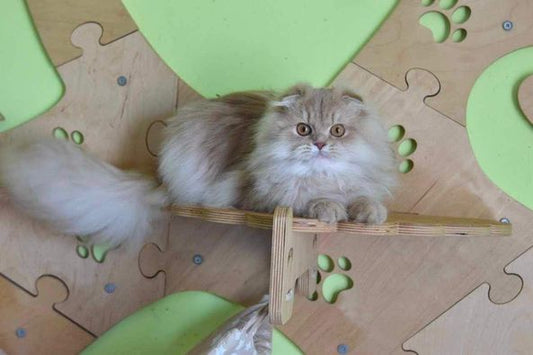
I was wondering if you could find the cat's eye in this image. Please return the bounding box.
[330,124,345,137]
[296,123,312,136]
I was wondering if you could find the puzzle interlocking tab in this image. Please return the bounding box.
[355,0,533,125]
[0,23,182,336]
[405,247,533,354]
[0,274,94,353]
[26,0,137,66]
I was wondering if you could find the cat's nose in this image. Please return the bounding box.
[314,142,326,150]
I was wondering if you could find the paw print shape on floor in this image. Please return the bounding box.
[388,125,417,174]
[419,0,471,43]
[53,127,84,144]
[76,236,111,264]
[309,254,353,304]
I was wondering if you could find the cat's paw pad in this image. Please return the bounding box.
[307,199,347,224]
[348,197,387,224]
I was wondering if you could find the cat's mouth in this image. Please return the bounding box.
[312,151,331,160]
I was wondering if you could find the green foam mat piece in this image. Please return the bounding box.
[122,0,398,97]
[82,291,302,354]
[0,0,63,132]
[467,47,533,210]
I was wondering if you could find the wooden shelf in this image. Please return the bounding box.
[170,205,512,237]
[169,205,512,325]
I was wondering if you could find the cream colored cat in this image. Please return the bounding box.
[0,84,397,246]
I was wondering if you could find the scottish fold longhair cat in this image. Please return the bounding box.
[0,84,396,246]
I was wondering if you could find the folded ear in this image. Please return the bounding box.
[271,94,300,108]
[272,83,312,109]
[342,90,364,105]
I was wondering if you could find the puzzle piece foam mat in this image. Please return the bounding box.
[25,0,137,66]
[82,291,301,354]
[0,0,63,132]
[0,22,176,336]
[121,0,398,97]
[404,247,533,354]
[354,0,533,127]
[0,274,94,354]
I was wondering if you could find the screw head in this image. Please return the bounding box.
[502,20,513,31]
[500,217,510,224]
[16,327,26,338]
[104,283,116,294]
[337,343,349,354]
[193,254,204,265]
[117,75,128,86]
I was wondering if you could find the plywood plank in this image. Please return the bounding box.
[26,0,137,66]
[0,23,179,335]
[404,247,533,354]
[355,0,533,125]
[0,274,94,354]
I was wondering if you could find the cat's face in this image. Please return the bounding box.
[255,84,389,175]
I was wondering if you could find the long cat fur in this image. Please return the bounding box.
[0,84,396,247]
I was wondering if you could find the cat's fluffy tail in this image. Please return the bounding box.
[0,139,168,247]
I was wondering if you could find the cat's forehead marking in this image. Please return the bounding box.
[301,109,310,123]
[302,93,348,126]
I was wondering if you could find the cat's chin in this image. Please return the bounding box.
[305,155,349,174]
[310,151,335,164]
[314,152,330,160]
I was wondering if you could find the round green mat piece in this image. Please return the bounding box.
[82,291,302,354]
[467,47,533,210]
[122,0,398,97]
[0,0,63,132]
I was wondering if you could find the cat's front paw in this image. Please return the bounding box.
[306,199,347,224]
[348,197,387,224]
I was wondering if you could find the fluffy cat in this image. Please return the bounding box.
[0,84,396,247]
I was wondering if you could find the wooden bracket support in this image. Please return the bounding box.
[269,207,318,325]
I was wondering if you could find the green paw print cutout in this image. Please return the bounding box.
[53,127,84,144]
[388,125,417,174]
[419,0,471,43]
[309,254,353,304]
[76,236,111,264]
